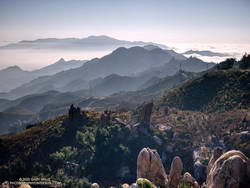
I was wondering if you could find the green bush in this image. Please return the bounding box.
[136,178,156,188]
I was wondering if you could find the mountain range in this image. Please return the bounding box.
[182,50,229,57]
[0,35,168,50]
[0,46,213,99]
[0,58,87,92]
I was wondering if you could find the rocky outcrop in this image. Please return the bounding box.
[169,156,183,188]
[182,172,199,188]
[68,104,85,121]
[206,150,250,188]
[139,102,153,126]
[137,148,168,187]
[207,147,223,175]
[100,110,111,127]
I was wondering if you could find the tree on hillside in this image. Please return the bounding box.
[239,54,250,69]
[217,58,236,70]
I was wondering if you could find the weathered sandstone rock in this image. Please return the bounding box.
[169,156,183,188]
[137,148,168,186]
[206,150,250,188]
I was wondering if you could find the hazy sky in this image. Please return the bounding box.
[0,0,250,44]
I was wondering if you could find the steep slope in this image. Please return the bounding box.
[159,69,250,112]
[75,71,197,109]
[137,57,215,79]
[0,91,81,113]
[0,66,34,92]
[0,111,36,135]
[0,59,86,93]
[74,74,152,97]
[32,58,87,76]
[1,105,249,187]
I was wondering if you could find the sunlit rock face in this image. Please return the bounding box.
[207,147,223,176]
[206,150,250,188]
[169,156,183,188]
[137,147,168,187]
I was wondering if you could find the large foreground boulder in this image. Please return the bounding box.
[207,147,223,175]
[137,148,168,187]
[206,150,250,188]
[169,156,183,188]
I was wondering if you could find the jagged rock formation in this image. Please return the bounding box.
[207,147,223,175]
[100,110,111,127]
[169,156,183,188]
[206,150,250,188]
[139,102,153,126]
[68,104,85,121]
[131,102,154,135]
[137,148,168,187]
[136,148,250,188]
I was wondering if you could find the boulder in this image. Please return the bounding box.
[169,156,183,188]
[137,148,168,186]
[182,172,199,188]
[91,183,99,188]
[206,150,250,188]
[130,183,138,188]
[207,147,223,175]
[121,184,130,188]
[68,104,85,121]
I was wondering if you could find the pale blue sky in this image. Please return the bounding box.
[0,0,250,44]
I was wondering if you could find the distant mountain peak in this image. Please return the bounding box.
[86,35,116,40]
[3,65,23,71]
[56,58,66,63]
[143,44,160,51]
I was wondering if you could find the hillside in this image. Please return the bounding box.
[0,111,36,135]
[1,104,250,187]
[159,69,250,112]
[0,59,86,93]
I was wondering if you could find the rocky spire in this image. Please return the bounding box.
[68,104,85,121]
[139,102,153,126]
[169,156,183,188]
[100,110,111,127]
